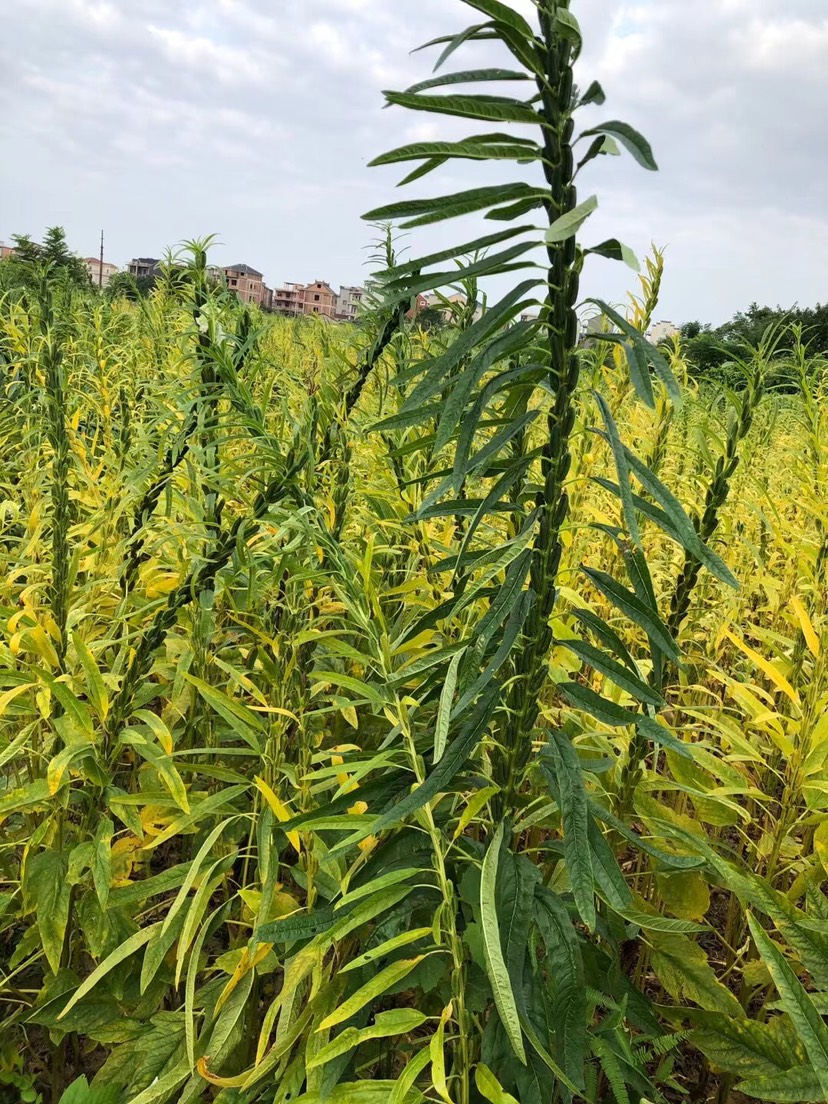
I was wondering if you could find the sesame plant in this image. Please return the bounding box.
[1,4,828,1104]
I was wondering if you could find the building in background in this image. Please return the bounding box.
[83,257,119,287]
[301,280,337,318]
[335,285,364,322]
[128,258,162,280]
[273,282,304,315]
[222,263,269,306]
[0,242,15,260]
[648,320,680,345]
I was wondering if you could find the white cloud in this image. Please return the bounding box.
[0,0,826,322]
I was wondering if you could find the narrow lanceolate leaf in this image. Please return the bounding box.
[545,196,598,243]
[373,225,533,277]
[318,957,425,1032]
[621,445,738,588]
[558,638,664,707]
[366,183,545,229]
[544,731,595,931]
[58,924,161,1018]
[372,136,540,171]
[747,913,828,1100]
[307,1008,428,1070]
[434,649,463,762]
[595,391,641,547]
[383,91,541,128]
[582,566,681,660]
[481,823,526,1064]
[329,685,499,857]
[534,887,587,1091]
[588,298,681,406]
[404,68,532,94]
[581,121,658,170]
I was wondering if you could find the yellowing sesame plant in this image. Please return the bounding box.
[1,5,828,1104]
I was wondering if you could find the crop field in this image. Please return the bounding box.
[2,4,828,1104]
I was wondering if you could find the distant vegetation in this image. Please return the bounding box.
[1,4,828,1104]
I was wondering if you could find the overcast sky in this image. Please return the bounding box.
[1,0,826,324]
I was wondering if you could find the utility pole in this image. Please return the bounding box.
[98,229,104,288]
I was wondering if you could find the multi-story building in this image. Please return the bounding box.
[647,320,680,345]
[335,285,364,322]
[222,263,269,306]
[83,257,119,287]
[273,282,304,315]
[301,280,337,318]
[0,242,15,260]
[128,257,162,280]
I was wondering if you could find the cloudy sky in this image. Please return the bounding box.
[1,0,826,324]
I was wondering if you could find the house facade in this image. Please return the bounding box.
[301,280,337,318]
[84,258,119,287]
[128,258,161,280]
[222,263,269,307]
[0,242,15,260]
[335,285,363,322]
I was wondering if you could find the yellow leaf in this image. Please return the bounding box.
[723,628,799,708]
[215,942,273,1015]
[814,820,828,877]
[791,595,820,657]
[254,776,300,853]
[348,801,368,816]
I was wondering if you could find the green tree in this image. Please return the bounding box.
[0,226,91,290]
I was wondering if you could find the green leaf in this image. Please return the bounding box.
[382,91,540,128]
[650,932,743,1017]
[460,0,535,38]
[534,887,587,1089]
[558,681,638,727]
[595,391,642,547]
[545,196,598,244]
[319,957,425,1032]
[544,731,595,930]
[374,226,533,278]
[582,566,681,660]
[92,817,113,909]
[73,634,110,722]
[690,1009,804,1079]
[435,650,462,762]
[739,1065,823,1103]
[182,674,264,749]
[25,850,71,974]
[559,639,664,707]
[405,68,531,94]
[58,924,160,1019]
[340,927,434,974]
[588,298,681,406]
[622,446,738,589]
[367,183,545,229]
[578,80,606,107]
[329,686,498,856]
[581,121,658,170]
[748,913,828,1100]
[553,9,582,53]
[475,1064,520,1104]
[481,823,526,1064]
[257,906,337,944]
[586,238,640,271]
[308,1008,428,1070]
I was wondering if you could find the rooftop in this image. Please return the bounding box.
[224,263,263,277]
